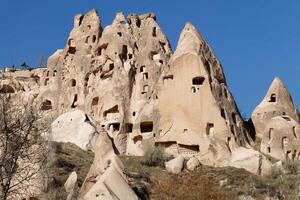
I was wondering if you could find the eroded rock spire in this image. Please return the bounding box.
[252,76,299,138]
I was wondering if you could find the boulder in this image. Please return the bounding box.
[64,171,78,200]
[219,179,228,187]
[165,155,184,174]
[238,195,255,200]
[50,110,98,150]
[229,147,272,175]
[274,161,283,171]
[186,157,200,171]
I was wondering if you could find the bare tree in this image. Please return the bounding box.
[0,94,48,199]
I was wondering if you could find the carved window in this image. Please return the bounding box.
[140,122,153,133]
[192,76,205,85]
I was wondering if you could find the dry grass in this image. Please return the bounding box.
[39,142,94,199]
[121,156,300,199]
[142,146,172,167]
[148,170,233,200]
[121,156,256,200]
[37,144,300,200]
[283,159,300,175]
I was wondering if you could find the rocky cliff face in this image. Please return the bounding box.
[252,77,299,137]
[0,10,253,161]
[155,22,253,166]
[2,8,300,200]
[44,10,172,155]
[252,77,300,160]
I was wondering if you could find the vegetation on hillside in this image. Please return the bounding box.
[39,142,94,200]
[121,156,300,200]
[21,140,300,200]
[141,146,172,167]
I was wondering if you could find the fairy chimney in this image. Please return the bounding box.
[252,77,299,139]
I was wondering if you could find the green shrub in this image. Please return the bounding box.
[283,159,300,175]
[142,146,170,167]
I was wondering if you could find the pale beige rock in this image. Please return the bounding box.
[228,147,271,175]
[219,179,228,187]
[0,9,271,176]
[273,161,284,171]
[260,115,300,160]
[65,171,78,200]
[165,155,184,174]
[252,77,299,139]
[78,129,138,200]
[186,157,201,171]
[238,196,255,200]
[65,171,77,192]
[155,23,252,167]
[50,109,98,150]
[40,10,172,156]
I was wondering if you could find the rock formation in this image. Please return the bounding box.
[44,10,172,156]
[186,157,201,171]
[251,77,300,161]
[78,129,138,200]
[228,147,271,175]
[260,116,300,160]
[252,77,300,138]
[155,23,253,166]
[64,172,79,200]
[165,155,185,174]
[51,110,98,150]
[0,9,278,177]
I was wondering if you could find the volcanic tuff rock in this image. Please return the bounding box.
[1,7,300,200]
[165,155,185,174]
[64,172,78,200]
[78,129,138,200]
[155,22,253,167]
[260,116,300,160]
[228,147,271,175]
[44,10,173,156]
[252,77,300,138]
[186,157,201,171]
[0,10,251,161]
[251,77,300,161]
[50,110,99,150]
[1,9,271,173]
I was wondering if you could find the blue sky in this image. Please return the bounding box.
[0,1,299,117]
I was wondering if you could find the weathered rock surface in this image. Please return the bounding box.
[238,195,255,200]
[65,171,78,200]
[228,147,271,175]
[78,129,138,200]
[0,10,252,161]
[186,157,201,171]
[165,155,184,174]
[252,77,299,139]
[155,22,253,166]
[50,109,98,150]
[251,77,300,162]
[0,9,281,177]
[260,115,300,160]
